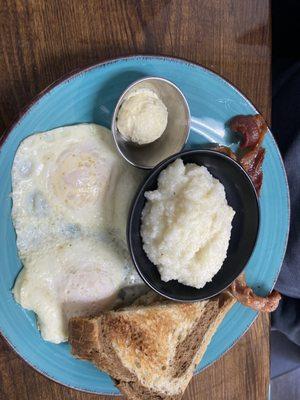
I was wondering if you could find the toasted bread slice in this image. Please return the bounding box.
[69,292,236,400]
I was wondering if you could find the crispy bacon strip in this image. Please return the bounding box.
[215,146,237,161]
[250,171,263,195]
[230,114,267,148]
[239,146,265,173]
[229,274,281,312]
[240,147,265,195]
[229,114,268,195]
[217,115,281,312]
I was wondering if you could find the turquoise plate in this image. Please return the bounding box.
[0,56,289,394]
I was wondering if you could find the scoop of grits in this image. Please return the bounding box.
[141,158,235,289]
[117,88,168,145]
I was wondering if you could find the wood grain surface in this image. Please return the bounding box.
[0,1,271,399]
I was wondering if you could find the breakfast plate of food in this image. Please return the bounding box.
[0,55,289,397]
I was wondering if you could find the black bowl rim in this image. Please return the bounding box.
[127,148,260,302]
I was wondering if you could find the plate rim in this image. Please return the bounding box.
[0,54,290,395]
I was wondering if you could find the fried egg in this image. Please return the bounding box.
[12,124,144,343]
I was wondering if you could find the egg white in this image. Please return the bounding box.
[12,124,143,343]
[13,239,128,343]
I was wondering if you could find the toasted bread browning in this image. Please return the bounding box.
[69,292,236,400]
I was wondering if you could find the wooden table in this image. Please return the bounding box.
[0,1,271,399]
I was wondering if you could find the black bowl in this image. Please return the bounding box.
[127,149,259,301]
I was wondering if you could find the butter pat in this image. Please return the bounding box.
[117,88,168,145]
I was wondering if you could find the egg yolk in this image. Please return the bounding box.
[52,148,110,208]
